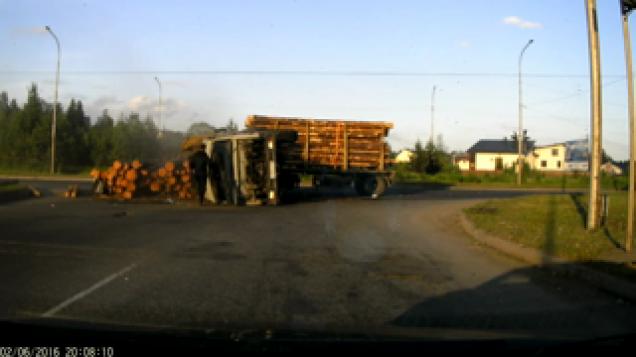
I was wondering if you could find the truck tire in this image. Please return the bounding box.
[354,174,386,198]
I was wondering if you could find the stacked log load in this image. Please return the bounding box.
[90,160,194,200]
[244,115,393,171]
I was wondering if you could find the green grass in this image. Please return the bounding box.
[464,193,627,260]
[393,165,628,191]
[0,183,24,193]
[0,167,92,178]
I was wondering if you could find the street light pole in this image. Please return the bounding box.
[586,0,603,231]
[45,26,60,174]
[621,0,636,252]
[517,39,534,186]
[154,76,163,138]
[430,85,437,144]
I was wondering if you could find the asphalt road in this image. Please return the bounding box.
[1,181,635,341]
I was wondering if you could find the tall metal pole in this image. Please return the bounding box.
[622,1,635,252]
[45,26,60,175]
[154,76,163,138]
[586,0,603,230]
[517,39,534,186]
[430,85,436,144]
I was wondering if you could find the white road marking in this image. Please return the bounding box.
[41,263,137,318]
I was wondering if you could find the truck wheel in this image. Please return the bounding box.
[354,175,386,198]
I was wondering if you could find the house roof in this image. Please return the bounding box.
[467,139,535,154]
[534,142,566,149]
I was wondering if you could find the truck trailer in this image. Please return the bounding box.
[194,116,394,206]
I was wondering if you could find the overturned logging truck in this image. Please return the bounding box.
[190,115,394,206]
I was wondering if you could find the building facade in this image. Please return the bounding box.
[465,138,534,172]
[458,137,590,173]
[529,143,566,171]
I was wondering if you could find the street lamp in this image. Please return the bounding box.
[517,39,534,186]
[45,26,60,174]
[430,85,437,144]
[154,76,163,138]
[621,0,636,251]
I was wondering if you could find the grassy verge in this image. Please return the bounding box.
[464,193,626,261]
[0,182,33,203]
[0,167,92,178]
[0,183,23,192]
[393,165,628,191]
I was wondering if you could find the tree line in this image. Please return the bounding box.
[0,84,236,173]
[409,137,452,175]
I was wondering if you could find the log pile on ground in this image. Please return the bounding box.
[90,160,194,201]
[245,115,393,171]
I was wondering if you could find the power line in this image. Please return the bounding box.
[0,69,629,78]
[526,78,625,107]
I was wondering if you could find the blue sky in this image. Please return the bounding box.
[0,0,633,159]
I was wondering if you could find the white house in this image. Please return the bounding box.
[395,149,415,163]
[601,162,623,176]
[564,139,589,172]
[464,139,534,171]
[457,137,591,173]
[452,153,470,171]
[529,143,566,171]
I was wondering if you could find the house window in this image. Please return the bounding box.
[541,160,547,168]
[552,148,559,156]
[557,161,561,168]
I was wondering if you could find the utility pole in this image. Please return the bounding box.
[430,85,436,145]
[45,26,60,175]
[586,0,603,230]
[622,0,636,252]
[154,76,163,139]
[517,39,534,186]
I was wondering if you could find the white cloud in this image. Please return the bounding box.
[127,95,187,117]
[458,40,471,48]
[502,16,543,29]
[92,95,122,108]
[127,95,150,111]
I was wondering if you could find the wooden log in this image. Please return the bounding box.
[150,182,161,192]
[125,169,138,181]
[245,115,393,129]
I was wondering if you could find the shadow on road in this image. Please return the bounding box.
[281,182,453,204]
[281,183,574,205]
[391,263,636,334]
